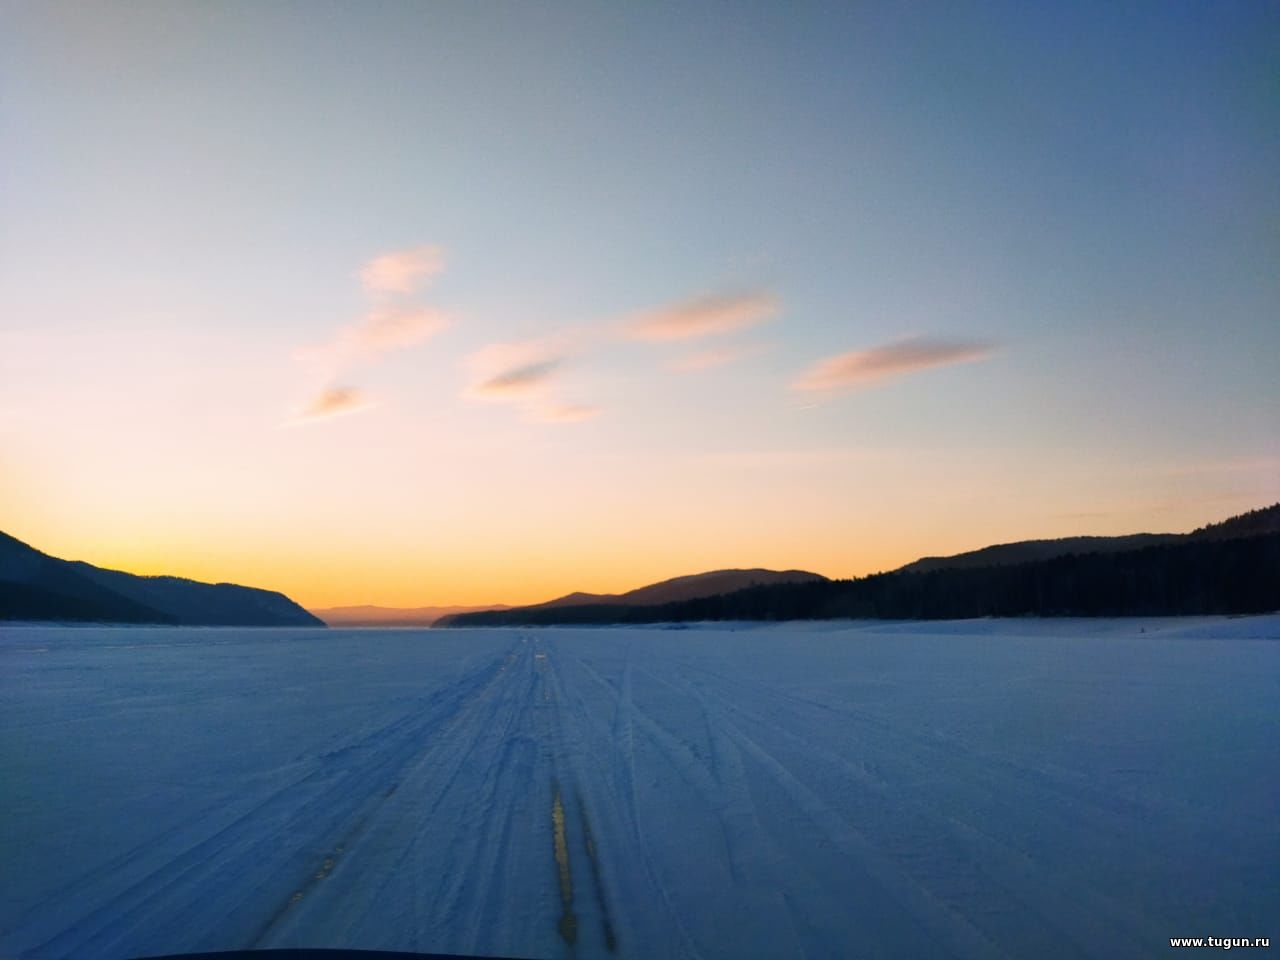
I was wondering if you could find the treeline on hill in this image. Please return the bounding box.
[447,533,1280,626]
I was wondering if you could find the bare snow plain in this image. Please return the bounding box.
[2,617,1277,960]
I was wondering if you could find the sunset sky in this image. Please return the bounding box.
[2,2,1277,608]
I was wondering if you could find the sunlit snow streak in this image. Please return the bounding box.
[551,784,578,946]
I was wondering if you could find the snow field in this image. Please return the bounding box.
[2,617,1277,959]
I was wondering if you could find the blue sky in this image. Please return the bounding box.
[1,2,1277,605]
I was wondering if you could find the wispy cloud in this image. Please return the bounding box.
[355,305,449,351]
[793,337,995,392]
[288,386,374,425]
[291,246,450,426]
[626,291,778,341]
[463,341,596,424]
[472,358,563,397]
[359,245,444,297]
[303,306,450,379]
[669,342,771,372]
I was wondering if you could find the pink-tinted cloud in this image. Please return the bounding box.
[359,246,444,297]
[292,247,450,425]
[463,341,595,424]
[353,306,450,352]
[793,337,995,392]
[302,306,450,380]
[472,359,563,397]
[289,386,374,425]
[669,342,771,372]
[626,291,778,341]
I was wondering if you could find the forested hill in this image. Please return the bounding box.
[897,503,1280,574]
[0,531,323,626]
[446,529,1280,626]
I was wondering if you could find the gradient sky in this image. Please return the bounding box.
[2,2,1277,608]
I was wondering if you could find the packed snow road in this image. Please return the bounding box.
[2,618,1277,959]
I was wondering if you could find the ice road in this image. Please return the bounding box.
[2,618,1277,959]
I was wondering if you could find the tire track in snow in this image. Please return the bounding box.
[428,646,539,958]
[21,640,521,959]
[715,705,1010,959]
[572,657,813,958]
[652,663,1019,956]
[554,650,732,960]
[587,657,998,957]
[538,638,672,958]
[629,666,813,959]
[260,640,538,955]
[657,661,1156,957]
[673,659,1173,951]
[576,791,618,954]
[536,642,587,956]
[680,656,1193,843]
[241,641,531,950]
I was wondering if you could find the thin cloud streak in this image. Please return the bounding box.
[474,359,563,396]
[359,245,444,297]
[793,337,995,392]
[463,341,595,425]
[626,291,778,341]
[353,305,450,353]
[287,386,374,425]
[302,306,449,379]
[292,245,450,426]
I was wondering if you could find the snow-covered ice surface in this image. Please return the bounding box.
[2,617,1277,959]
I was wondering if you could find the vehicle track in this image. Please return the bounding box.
[15,640,522,959]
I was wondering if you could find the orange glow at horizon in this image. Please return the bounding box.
[7,432,1273,611]
[3,315,1274,610]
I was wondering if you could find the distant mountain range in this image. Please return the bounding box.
[314,570,826,626]
[0,531,322,626]
[897,503,1280,573]
[312,604,512,627]
[445,503,1280,626]
[6,504,1277,628]
[525,568,826,608]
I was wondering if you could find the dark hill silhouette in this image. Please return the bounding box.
[1189,503,1280,539]
[530,568,828,608]
[896,503,1280,574]
[317,571,825,626]
[897,534,1180,574]
[0,530,322,626]
[435,569,826,625]
[446,504,1280,626]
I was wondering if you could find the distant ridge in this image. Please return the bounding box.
[445,504,1280,626]
[436,569,827,626]
[312,604,511,627]
[896,534,1180,574]
[0,530,323,627]
[896,503,1280,574]
[530,568,828,608]
[318,570,826,627]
